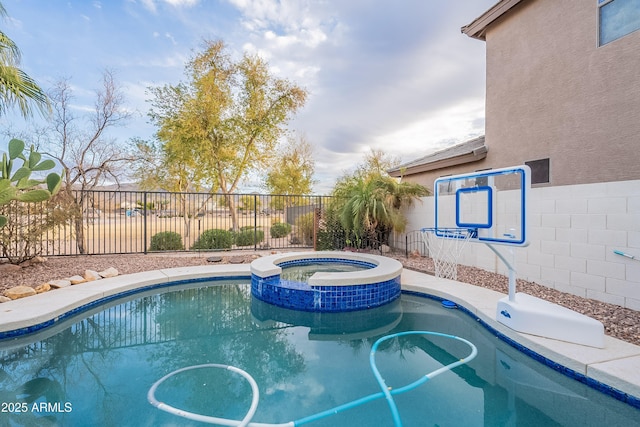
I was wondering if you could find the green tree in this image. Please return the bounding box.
[142,39,307,231]
[0,3,49,118]
[332,150,429,247]
[240,194,261,211]
[265,135,316,195]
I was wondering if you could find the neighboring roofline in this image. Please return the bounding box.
[388,137,487,178]
[461,0,525,41]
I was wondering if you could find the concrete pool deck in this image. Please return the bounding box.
[0,263,638,403]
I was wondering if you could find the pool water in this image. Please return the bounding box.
[279,261,370,283]
[0,281,638,427]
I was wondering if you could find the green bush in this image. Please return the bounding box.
[270,222,291,238]
[191,229,234,250]
[149,231,184,251]
[235,229,265,246]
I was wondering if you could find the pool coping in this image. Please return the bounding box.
[0,263,638,406]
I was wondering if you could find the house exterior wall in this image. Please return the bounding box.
[396,0,640,309]
[401,0,640,191]
[400,179,640,310]
[485,0,640,186]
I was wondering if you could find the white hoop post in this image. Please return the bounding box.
[420,228,474,281]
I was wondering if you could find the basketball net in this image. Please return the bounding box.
[420,228,475,281]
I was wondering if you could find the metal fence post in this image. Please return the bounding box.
[143,192,148,254]
[254,193,258,251]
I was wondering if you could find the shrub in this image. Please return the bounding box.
[270,222,291,238]
[295,212,315,245]
[191,229,234,250]
[149,231,184,251]
[235,229,265,246]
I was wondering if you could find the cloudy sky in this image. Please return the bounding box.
[1,0,495,193]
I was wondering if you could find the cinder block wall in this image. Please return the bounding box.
[400,180,640,310]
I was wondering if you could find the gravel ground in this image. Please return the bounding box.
[1,252,638,346]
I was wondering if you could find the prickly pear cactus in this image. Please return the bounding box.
[0,138,63,228]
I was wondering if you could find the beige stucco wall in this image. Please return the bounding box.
[485,0,640,186]
[402,0,640,190]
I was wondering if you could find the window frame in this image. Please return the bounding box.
[598,0,640,46]
[524,158,550,186]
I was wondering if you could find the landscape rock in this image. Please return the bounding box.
[207,256,223,263]
[83,269,101,281]
[68,275,87,285]
[4,285,36,300]
[0,295,11,303]
[0,263,21,273]
[99,267,119,278]
[34,283,51,294]
[21,256,47,267]
[49,279,72,289]
[229,256,245,264]
[381,244,391,253]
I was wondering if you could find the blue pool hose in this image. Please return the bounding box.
[148,331,478,427]
[613,249,637,260]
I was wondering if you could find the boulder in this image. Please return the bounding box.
[68,275,87,285]
[49,279,72,289]
[207,256,223,263]
[98,267,119,278]
[381,244,391,254]
[0,263,21,273]
[34,283,51,294]
[4,285,37,300]
[0,296,11,303]
[83,270,101,281]
[21,256,47,267]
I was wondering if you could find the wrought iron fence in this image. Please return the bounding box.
[0,189,425,259]
[388,229,429,258]
[0,190,345,257]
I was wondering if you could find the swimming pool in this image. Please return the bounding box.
[1,280,638,426]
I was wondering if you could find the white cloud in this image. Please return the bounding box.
[372,99,486,159]
[163,0,199,6]
[165,32,177,45]
[137,0,199,12]
[139,0,157,13]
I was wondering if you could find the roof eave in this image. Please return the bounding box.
[461,0,525,41]
[388,146,487,178]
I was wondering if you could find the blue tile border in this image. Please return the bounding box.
[402,290,640,410]
[251,257,401,312]
[251,272,401,312]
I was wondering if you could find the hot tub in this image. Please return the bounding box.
[250,251,403,312]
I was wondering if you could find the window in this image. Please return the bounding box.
[599,0,640,46]
[525,158,550,185]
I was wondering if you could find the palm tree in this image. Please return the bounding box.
[0,2,49,118]
[335,173,429,247]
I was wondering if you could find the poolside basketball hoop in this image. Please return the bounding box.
[420,228,476,281]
